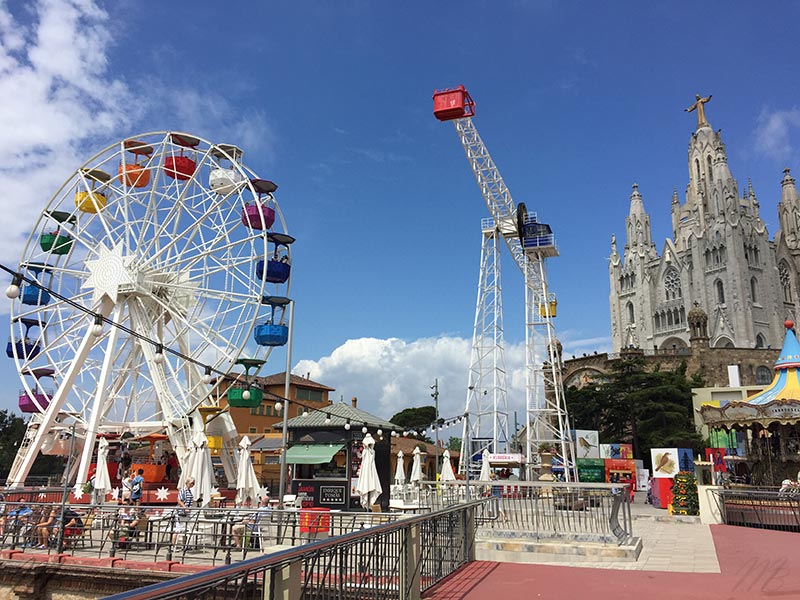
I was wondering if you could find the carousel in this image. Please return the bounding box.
[699,320,800,486]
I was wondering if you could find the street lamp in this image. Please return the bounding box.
[430,379,439,469]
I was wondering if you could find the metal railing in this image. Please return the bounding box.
[407,480,634,545]
[0,501,401,566]
[102,501,480,600]
[714,488,800,532]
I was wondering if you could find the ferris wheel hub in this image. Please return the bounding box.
[83,242,136,305]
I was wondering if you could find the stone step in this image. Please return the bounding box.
[475,536,642,564]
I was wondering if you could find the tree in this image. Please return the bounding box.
[389,406,438,442]
[447,436,462,451]
[565,357,704,469]
[0,410,63,480]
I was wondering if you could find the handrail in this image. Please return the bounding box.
[103,500,484,600]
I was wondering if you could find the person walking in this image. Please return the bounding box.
[172,477,195,546]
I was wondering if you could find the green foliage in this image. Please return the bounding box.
[0,410,63,480]
[390,406,437,442]
[447,436,462,451]
[565,357,704,468]
[671,471,699,515]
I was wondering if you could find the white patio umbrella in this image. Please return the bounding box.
[410,446,423,483]
[440,449,457,482]
[394,451,406,485]
[182,430,216,507]
[479,448,492,481]
[93,437,113,502]
[236,436,261,506]
[355,433,382,510]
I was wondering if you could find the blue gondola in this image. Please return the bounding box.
[21,285,50,306]
[254,296,291,347]
[255,232,295,285]
[7,318,43,359]
[254,323,289,346]
[6,337,41,359]
[256,259,291,284]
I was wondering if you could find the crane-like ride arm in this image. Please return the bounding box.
[433,85,576,480]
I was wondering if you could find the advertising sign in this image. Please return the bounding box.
[574,429,600,458]
[650,447,679,478]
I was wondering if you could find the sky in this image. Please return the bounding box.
[1,1,800,438]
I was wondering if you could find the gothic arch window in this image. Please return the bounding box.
[664,268,681,300]
[627,301,635,324]
[715,279,725,304]
[755,334,766,349]
[714,336,735,348]
[751,277,758,304]
[707,155,713,182]
[704,249,711,268]
[654,313,661,330]
[779,261,793,303]
[695,158,701,185]
[755,366,772,384]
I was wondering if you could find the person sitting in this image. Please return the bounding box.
[232,496,271,548]
[34,507,56,549]
[60,507,84,543]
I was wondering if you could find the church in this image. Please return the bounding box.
[608,95,799,356]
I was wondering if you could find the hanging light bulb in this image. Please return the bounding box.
[362,426,368,434]
[302,410,309,418]
[202,366,213,384]
[91,314,104,337]
[377,429,383,437]
[402,431,408,437]
[154,344,164,363]
[344,421,351,431]
[5,274,21,299]
[242,389,251,401]
[325,414,331,425]
[275,401,282,411]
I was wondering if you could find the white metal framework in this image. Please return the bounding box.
[460,218,509,473]
[7,132,290,486]
[447,116,577,480]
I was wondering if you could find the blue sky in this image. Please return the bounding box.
[1,1,800,430]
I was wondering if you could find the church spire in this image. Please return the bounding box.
[625,183,654,255]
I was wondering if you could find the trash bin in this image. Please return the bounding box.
[299,507,331,535]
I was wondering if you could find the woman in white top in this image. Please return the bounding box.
[121,469,133,503]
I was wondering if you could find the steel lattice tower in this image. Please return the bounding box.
[460,218,509,473]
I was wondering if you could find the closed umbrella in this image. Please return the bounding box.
[479,448,492,481]
[410,446,423,483]
[394,451,406,485]
[93,437,113,502]
[182,430,216,507]
[440,449,456,482]
[355,433,382,510]
[236,436,260,506]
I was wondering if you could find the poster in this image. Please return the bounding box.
[677,448,695,472]
[599,443,633,459]
[574,429,600,458]
[650,447,679,478]
[618,444,633,459]
[705,448,726,472]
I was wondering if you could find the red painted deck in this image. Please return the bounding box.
[423,525,800,600]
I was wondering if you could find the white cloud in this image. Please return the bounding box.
[0,0,134,266]
[754,107,800,160]
[0,0,279,276]
[293,333,608,428]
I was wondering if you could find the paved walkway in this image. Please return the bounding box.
[425,498,800,599]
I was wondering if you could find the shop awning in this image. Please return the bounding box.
[285,444,344,464]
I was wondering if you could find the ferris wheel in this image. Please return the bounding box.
[5,132,293,487]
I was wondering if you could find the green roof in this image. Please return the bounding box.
[285,443,344,464]
[283,402,402,431]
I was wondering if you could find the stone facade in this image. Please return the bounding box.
[608,98,796,353]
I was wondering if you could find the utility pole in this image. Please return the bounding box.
[430,379,440,469]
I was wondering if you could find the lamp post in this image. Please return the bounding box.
[430,379,439,469]
[278,300,294,511]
